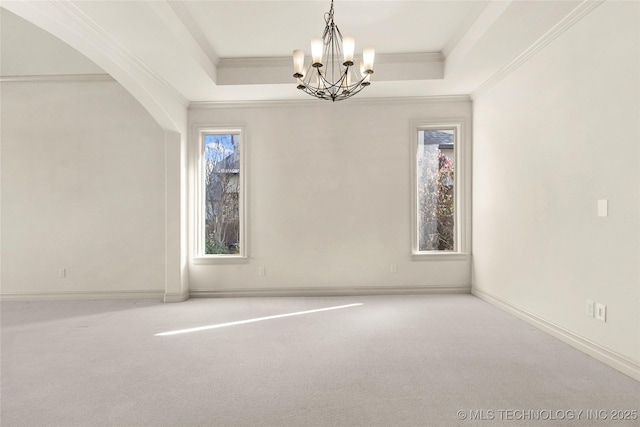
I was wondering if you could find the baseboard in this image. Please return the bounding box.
[163,291,190,303]
[472,287,640,381]
[190,285,471,298]
[0,286,470,301]
[0,290,165,301]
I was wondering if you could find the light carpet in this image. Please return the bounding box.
[1,294,638,426]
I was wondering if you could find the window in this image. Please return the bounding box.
[196,128,246,257]
[413,123,465,254]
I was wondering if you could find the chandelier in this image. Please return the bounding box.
[292,0,375,102]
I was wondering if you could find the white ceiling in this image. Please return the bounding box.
[1,0,586,104]
[182,1,489,57]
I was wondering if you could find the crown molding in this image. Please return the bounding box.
[217,52,443,70]
[216,53,444,85]
[49,1,190,108]
[148,0,218,85]
[376,52,444,64]
[0,74,114,84]
[471,0,605,100]
[217,56,291,69]
[189,94,471,110]
[166,0,220,66]
[443,0,498,58]
[444,0,512,66]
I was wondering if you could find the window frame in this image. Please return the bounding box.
[411,120,469,258]
[193,126,247,261]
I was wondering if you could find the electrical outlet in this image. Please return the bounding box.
[595,303,606,322]
[390,264,398,274]
[258,267,265,276]
[586,300,594,317]
[58,268,66,278]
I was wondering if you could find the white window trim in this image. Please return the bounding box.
[192,126,247,262]
[410,119,470,258]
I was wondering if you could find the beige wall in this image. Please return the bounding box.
[473,1,639,369]
[1,80,167,297]
[189,99,472,294]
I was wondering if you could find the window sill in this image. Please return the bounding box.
[192,256,249,265]
[411,252,470,261]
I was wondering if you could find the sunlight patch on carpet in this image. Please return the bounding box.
[155,303,363,336]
